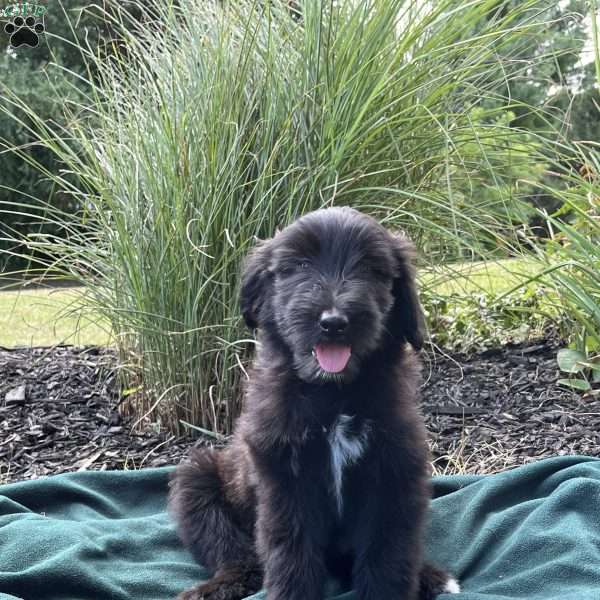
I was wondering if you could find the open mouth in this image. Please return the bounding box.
[313,343,352,373]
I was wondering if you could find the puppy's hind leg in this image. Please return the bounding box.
[169,447,261,600]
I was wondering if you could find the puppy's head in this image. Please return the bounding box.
[241,207,424,383]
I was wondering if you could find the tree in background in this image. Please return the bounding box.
[463,1,596,227]
[0,1,115,272]
[479,0,590,136]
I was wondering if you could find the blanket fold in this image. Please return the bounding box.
[1,456,599,599]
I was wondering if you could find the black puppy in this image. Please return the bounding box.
[169,207,459,600]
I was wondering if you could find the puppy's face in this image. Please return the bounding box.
[241,207,424,384]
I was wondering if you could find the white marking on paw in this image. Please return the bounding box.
[328,414,369,515]
[444,577,461,594]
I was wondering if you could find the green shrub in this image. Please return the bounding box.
[424,286,552,352]
[0,0,562,433]
[525,7,600,394]
[531,150,600,377]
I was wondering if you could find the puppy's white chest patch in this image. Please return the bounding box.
[328,414,370,516]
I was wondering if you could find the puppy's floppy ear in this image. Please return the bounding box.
[388,234,426,351]
[240,239,274,329]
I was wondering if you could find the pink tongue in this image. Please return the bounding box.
[315,344,352,373]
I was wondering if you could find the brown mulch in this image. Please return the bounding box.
[0,346,192,482]
[1,340,599,484]
[422,342,600,474]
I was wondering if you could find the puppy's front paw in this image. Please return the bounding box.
[176,583,217,600]
[176,589,202,600]
[176,580,252,600]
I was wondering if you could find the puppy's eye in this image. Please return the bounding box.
[277,261,309,277]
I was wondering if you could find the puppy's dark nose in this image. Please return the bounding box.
[319,311,349,334]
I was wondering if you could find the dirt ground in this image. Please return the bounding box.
[1,339,598,483]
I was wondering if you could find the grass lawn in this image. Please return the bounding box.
[0,258,545,348]
[421,257,542,296]
[0,287,111,348]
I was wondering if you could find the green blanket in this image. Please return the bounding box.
[1,456,600,599]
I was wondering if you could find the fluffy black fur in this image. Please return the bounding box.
[169,207,457,600]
